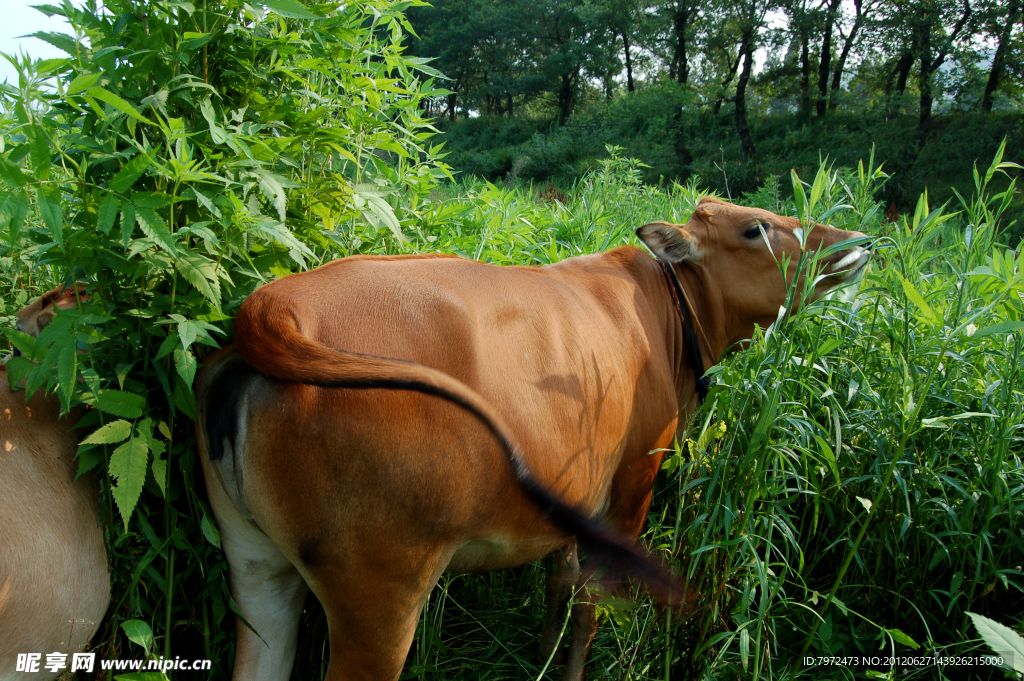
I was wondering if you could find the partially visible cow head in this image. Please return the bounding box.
[638,197,869,352]
[15,284,89,338]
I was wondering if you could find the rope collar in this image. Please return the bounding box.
[655,258,712,404]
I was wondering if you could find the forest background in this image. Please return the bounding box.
[405,0,1024,235]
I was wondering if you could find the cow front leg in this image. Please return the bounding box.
[537,543,602,681]
[563,590,600,681]
[537,543,579,666]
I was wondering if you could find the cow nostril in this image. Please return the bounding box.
[11,347,21,358]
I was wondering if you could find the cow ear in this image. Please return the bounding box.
[637,222,701,262]
[53,284,87,311]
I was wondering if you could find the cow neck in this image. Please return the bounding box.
[654,258,712,404]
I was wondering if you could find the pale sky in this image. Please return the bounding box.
[0,0,73,85]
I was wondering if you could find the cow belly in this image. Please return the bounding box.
[446,536,568,573]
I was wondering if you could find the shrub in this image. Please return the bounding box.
[0,0,444,666]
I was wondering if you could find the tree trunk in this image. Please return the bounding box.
[917,28,933,135]
[816,0,841,117]
[735,29,756,157]
[800,31,811,119]
[673,1,690,85]
[673,106,693,176]
[714,52,742,114]
[829,0,863,110]
[982,0,1019,112]
[902,7,933,171]
[558,70,577,121]
[506,93,513,117]
[446,88,458,122]
[623,32,635,92]
[894,50,914,96]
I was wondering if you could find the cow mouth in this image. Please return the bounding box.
[828,246,870,281]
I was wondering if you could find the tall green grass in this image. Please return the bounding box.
[282,146,1024,681]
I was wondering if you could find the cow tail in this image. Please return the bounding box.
[231,292,690,610]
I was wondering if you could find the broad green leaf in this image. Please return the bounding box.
[175,316,199,349]
[96,191,119,235]
[252,167,289,221]
[91,389,146,418]
[110,153,153,194]
[66,72,101,95]
[75,446,102,480]
[155,332,179,360]
[0,155,27,188]
[886,628,920,650]
[967,612,1024,672]
[921,412,997,428]
[972,321,1024,338]
[30,30,81,56]
[110,436,148,529]
[174,346,197,385]
[135,417,165,457]
[897,273,938,325]
[86,86,149,123]
[791,169,808,223]
[176,251,221,307]
[36,185,64,247]
[152,455,167,497]
[56,340,77,410]
[81,419,133,445]
[185,185,222,218]
[135,205,178,254]
[201,511,222,548]
[120,619,154,653]
[173,378,198,419]
[814,435,840,485]
[0,189,29,242]
[199,98,227,144]
[5,356,33,388]
[29,125,50,180]
[739,627,749,672]
[2,328,36,358]
[263,0,322,19]
[120,203,136,248]
[132,191,179,208]
[115,673,169,681]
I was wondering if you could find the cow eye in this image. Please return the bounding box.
[743,224,766,240]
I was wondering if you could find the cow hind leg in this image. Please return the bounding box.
[206,466,308,681]
[306,543,450,681]
[226,534,308,681]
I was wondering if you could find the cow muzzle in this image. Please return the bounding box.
[825,231,872,281]
[829,245,870,280]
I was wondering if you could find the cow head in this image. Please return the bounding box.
[14,284,89,339]
[638,197,869,355]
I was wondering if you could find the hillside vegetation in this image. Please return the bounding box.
[406,0,1024,236]
[0,0,1021,679]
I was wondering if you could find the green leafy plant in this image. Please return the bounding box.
[0,0,446,667]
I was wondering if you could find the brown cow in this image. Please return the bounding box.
[0,285,110,681]
[195,197,869,681]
